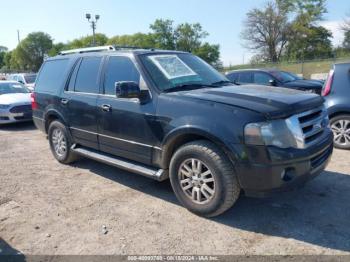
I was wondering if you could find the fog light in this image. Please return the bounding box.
[281,168,296,182]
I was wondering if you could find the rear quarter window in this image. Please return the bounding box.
[35,59,70,93]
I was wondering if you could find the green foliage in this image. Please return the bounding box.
[48,43,67,57]
[66,33,108,49]
[285,25,333,60]
[243,0,331,63]
[12,32,53,71]
[343,31,350,50]
[175,23,208,52]
[107,33,156,48]
[150,19,176,50]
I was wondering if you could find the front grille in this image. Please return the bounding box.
[14,113,32,120]
[297,106,327,147]
[10,105,32,114]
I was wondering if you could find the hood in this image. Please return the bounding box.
[283,79,323,90]
[0,93,31,105]
[174,85,324,119]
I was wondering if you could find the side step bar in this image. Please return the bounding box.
[71,146,168,181]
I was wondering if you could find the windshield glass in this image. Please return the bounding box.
[24,74,37,84]
[0,83,29,95]
[140,53,230,91]
[270,71,296,83]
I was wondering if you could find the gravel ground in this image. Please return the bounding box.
[0,122,349,255]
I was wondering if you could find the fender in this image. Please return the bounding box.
[44,108,68,133]
[160,125,240,168]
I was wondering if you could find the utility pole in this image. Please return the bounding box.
[17,30,20,45]
[85,14,100,46]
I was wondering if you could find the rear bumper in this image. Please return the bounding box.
[234,129,333,197]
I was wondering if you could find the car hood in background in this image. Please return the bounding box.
[0,93,31,105]
[283,79,323,90]
[176,85,324,119]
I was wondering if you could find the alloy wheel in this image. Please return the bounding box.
[331,120,350,147]
[178,158,215,205]
[51,128,67,157]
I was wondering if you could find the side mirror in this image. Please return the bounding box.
[269,79,277,86]
[115,81,141,99]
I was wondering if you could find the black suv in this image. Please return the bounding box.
[323,62,350,149]
[32,46,333,217]
[226,69,323,94]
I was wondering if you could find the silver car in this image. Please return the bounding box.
[7,73,37,91]
[0,81,32,124]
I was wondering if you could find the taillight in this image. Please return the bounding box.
[31,93,38,110]
[322,69,334,96]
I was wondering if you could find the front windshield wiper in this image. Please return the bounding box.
[163,83,216,93]
[210,80,233,86]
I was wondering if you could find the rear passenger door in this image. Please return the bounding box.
[64,56,103,150]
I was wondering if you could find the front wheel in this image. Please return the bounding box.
[330,115,350,150]
[169,140,240,217]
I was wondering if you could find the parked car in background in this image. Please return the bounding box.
[226,69,323,94]
[323,62,350,149]
[0,81,32,124]
[32,46,333,217]
[8,73,37,91]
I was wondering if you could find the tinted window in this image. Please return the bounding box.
[226,72,239,82]
[0,83,29,95]
[104,56,140,95]
[239,72,252,83]
[254,72,273,85]
[75,57,102,93]
[35,59,69,93]
[24,74,37,84]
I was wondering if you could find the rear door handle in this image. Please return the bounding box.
[101,104,111,112]
[61,98,69,105]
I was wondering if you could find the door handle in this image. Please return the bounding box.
[61,98,69,105]
[101,104,112,112]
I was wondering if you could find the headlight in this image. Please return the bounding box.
[244,119,301,148]
[0,104,10,109]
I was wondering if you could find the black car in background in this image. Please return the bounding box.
[226,69,323,94]
[323,62,350,149]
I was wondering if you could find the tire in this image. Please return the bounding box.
[330,115,350,150]
[48,120,78,164]
[169,140,240,217]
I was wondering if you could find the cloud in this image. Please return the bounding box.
[319,20,345,47]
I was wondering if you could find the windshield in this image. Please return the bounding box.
[0,83,29,95]
[24,74,37,84]
[270,71,297,83]
[140,53,230,91]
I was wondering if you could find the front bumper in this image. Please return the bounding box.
[0,107,33,124]
[234,129,333,197]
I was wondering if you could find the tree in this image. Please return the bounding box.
[150,19,176,50]
[242,1,290,62]
[48,42,67,57]
[175,23,208,52]
[12,32,53,71]
[193,43,221,67]
[67,33,108,49]
[0,46,8,69]
[107,33,156,48]
[342,12,350,50]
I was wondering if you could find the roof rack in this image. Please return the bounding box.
[59,45,116,55]
[59,45,156,56]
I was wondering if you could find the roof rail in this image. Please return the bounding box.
[59,45,116,55]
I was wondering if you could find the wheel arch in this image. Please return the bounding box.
[160,127,238,169]
[44,109,68,134]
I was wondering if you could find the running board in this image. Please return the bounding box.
[71,146,168,181]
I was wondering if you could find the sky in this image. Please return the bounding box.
[0,0,349,66]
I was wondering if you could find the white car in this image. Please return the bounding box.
[0,81,32,124]
[7,73,37,91]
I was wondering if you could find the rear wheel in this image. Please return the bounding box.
[169,140,240,217]
[330,115,350,149]
[48,120,78,164]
